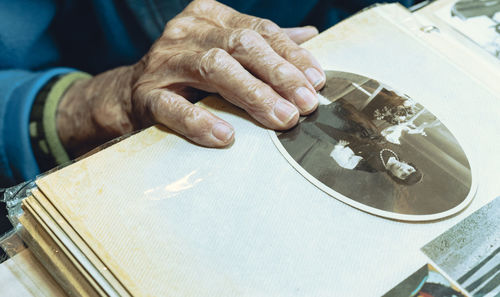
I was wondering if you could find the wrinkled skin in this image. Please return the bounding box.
[57,0,325,157]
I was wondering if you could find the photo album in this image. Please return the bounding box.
[1,1,499,296]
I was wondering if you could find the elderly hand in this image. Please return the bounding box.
[57,0,325,157]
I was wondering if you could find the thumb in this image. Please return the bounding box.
[147,89,235,147]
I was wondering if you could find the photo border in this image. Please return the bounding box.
[268,70,478,221]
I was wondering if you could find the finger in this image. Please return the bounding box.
[228,16,326,90]
[283,26,319,44]
[227,28,318,114]
[145,89,235,147]
[170,49,300,130]
[195,27,318,114]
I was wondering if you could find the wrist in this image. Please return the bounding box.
[56,65,139,158]
[56,77,93,158]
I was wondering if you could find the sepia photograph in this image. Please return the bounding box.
[272,71,473,219]
[438,0,500,59]
[422,197,500,297]
[382,264,467,297]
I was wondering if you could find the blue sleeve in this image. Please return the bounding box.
[0,68,75,186]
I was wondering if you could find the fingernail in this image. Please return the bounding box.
[274,100,299,124]
[295,87,318,112]
[305,68,325,88]
[212,122,234,142]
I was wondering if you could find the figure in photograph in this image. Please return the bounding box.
[278,95,423,187]
[274,71,472,217]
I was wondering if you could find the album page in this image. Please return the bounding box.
[33,4,500,297]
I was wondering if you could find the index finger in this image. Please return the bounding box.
[227,15,326,90]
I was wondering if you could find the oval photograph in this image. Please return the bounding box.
[271,71,475,221]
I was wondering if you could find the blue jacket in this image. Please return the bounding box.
[0,0,413,186]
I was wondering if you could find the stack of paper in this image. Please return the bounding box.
[0,249,66,297]
[18,99,278,296]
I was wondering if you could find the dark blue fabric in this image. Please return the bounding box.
[0,0,149,186]
[0,68,74,186]
[0,0,414,186]
[218,0,320,28]
[219,0,414,31]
